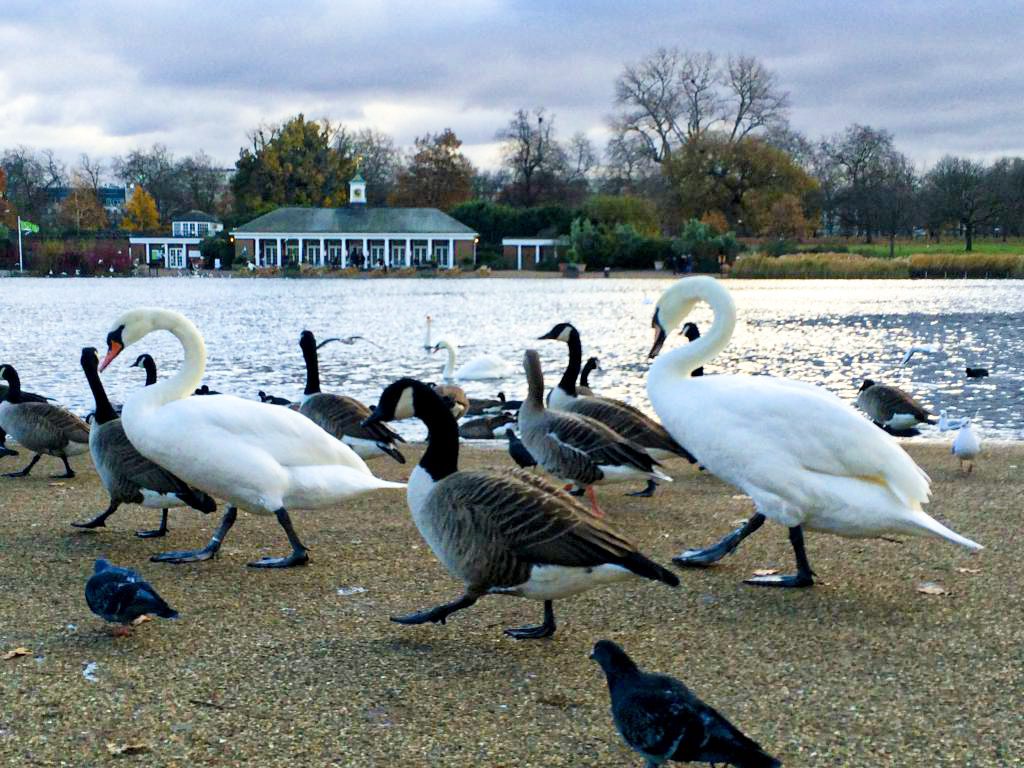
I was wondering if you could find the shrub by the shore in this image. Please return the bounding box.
[909,252,1024,278]
[732,252,909,278]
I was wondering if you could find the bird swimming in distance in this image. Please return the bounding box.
[258,391,293,406]
[590,640,781,767]
[85,558,178,636]
[965,367,989,379]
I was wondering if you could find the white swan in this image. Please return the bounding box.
[647,276,981,588]
[423,315,433,352]
[432,339,511,382]
[98,308,404,568]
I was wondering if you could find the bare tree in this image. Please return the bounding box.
[821,125,895,241]
[612,48,690,164]
[565,133,598,184]
[1,146,66,222]
[177,151,225,213]
[725,55,790,142]
[924,156,994,252]
[875,151,919,257]
[497,108,566,206]
[77,153,105,195]
[346,128,401,204]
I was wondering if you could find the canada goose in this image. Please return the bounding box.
[258,390,293,406]
[648,276,980,588]
[952,419,981,473]
[505,428,537,469]
[193,384,220,396]
[965,367,989,379]
[458,411,517,440]
[0,381,49,457]
[466,391,521,416]
[590,640,781,768]
[538,321,696,497]
[430,383,469,420]
[0,364,90,478]
[73,347,217,538]
[131,353,158,386]
[856,379,936,432]
[432,339,512,382]
[98,308,404,568]
[578,357,600,397]
[298,330,405,463]
[362,378,679,639]
[518,350,670,518]
[86,558,177,635]
[680,321,704,376]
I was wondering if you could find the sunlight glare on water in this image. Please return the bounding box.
[1,277,1021,440]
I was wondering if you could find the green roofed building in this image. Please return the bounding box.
[230,174,478,269]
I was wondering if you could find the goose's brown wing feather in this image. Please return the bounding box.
[94,420,195,497]
[8,403,90,450]
[865,385,934,422]
[544,411,657,471]
[569,397,683,455]
[300,394,402,443]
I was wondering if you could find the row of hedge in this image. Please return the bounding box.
[732,252,1024,278]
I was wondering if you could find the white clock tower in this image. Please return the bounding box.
[349,172,367,205]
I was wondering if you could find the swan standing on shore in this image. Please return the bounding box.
[647,276,981,588]
[433,339,511,382]
[98,308,405,568]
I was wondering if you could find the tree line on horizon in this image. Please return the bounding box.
[3,46,1024,265]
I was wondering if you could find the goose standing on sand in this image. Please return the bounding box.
[952,419,982,473]
[518,350,670,518]
[539,322,696,497]
[362,378,679,639]
[577,357,600,397]
[591,640,781,768]
[433,339,512,382]
[856,379,936,432]
[0,364,90,478]
[647,276,981,588]
[298,330,405,463]
[98,308,405,568]
[458,411,517,440]
[73,347,217,538]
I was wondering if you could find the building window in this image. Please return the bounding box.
[286,243,299,264]
[264,243,278,266]
[168,246,184,269]
[412,245,428,265]
[197,222,209,237]
[307,243,320,263]
[327,244,342,265]
[391,245,405,264]
[434,245,448,265]
[370,244,385,266]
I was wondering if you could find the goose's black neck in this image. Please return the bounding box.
[141,357,157,386]
[414,382,460,481]
[302,341,321,395]
[81,352,118,424]
[580,358,596,387]
[557,328,582,396]
[0,366,22,403]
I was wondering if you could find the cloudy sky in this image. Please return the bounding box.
[2,0,1022,175]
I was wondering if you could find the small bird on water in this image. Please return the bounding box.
[85,558,178,635]
[590,640,781,768]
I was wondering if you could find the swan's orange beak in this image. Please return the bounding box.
[99,341,123,372]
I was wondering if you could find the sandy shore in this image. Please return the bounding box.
[0,443,1019,766]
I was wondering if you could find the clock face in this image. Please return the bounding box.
[354,189,363,199]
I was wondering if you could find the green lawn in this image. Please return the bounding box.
[815,238,1024,259]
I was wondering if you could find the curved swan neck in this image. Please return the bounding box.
[439,343,456,379]
[652,278,736,381]
[302,342,321,395]
[558,329,582,396]
[131,311,205,411]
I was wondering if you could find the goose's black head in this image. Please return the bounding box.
[81,347,100,373]
[299,330,317,351]
[860,379,876,392]
[130,353,152,369]
[538,322,577,343]
[681,322,701,342]
[363,378,443,426]
[0,364,15,386]
[649,308,668,359]
[589,640,639,678]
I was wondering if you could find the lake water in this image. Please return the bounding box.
[1,276,1022,440]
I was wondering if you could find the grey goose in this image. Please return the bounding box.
[297,330,405,462]
[591,640,781,767]
[538,322,697,496]
[518,350,670,518]
[73,348,216,538]
[0,363,89,478]
[457,411,516,440]
[856,379,936,433]
[363,378,679,639]
[86,558,178,635]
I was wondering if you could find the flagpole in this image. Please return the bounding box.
[17,215,24,273]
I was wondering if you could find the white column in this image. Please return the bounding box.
[276,238,282,268]
[426,238,432,266]
[319,237,325,266]
[253,238,260,266]
[384,238,390,269]
[517,244,522,270]
[298,237,304,264]
[146,243,151,264]
[341,238,347,268]
[362,237,368,269]
[405,237,411,267]
[449,238,454,269]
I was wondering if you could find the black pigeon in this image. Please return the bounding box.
[505,428,537,469]
[85,559,178,632]
[591,640,781,768]
[258,390,293,406]
[965,367,989,379]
